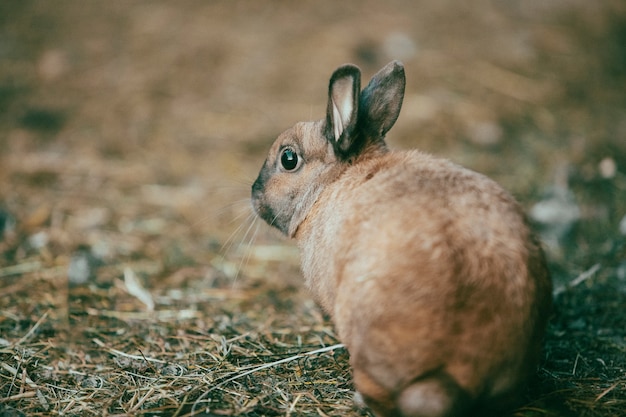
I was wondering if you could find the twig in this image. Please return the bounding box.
[130,387,155,412]
[554,263,601,296]
[93,338,167,364]
[190,343,345,415]
[1,362,38,388]
[0,390,36,402]
[123,267,155,312]
[469,60,554,103]
[14,310,49,347]
[0,261,42,278]
[595,381,621,402]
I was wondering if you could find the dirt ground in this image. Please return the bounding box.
[1,1,625,416]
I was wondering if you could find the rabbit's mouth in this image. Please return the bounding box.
[251,180,289,235]
[252,200,289,236]
[250,194,270,224]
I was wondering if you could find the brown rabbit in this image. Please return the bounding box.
[251,61,552,417]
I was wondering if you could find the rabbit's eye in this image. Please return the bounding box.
[280,147,300,171]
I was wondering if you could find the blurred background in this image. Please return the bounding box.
[0,1,625,414]
[1,1,624,265]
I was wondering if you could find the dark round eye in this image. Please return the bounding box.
[280,147,300,171]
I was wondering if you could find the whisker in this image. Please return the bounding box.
[233,175,256,187]
[230,217,261,287]
[208,182,251,192]
[234,213,259,259]
[220,211,255,257]
[218,199,254,223]
[226,210,255,231]
[189,198,251,234]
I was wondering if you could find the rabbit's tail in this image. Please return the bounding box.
[355,368,470,417]
[396,372,469,417]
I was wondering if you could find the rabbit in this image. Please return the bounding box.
[251,61,552,417]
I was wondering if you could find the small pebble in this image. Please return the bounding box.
[28,231,49,249]
[383,32,417,61]
[598,157,616,179]
[68,249,99,286]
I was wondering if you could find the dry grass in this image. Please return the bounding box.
[1,243,625,416]
[0,257,356,416]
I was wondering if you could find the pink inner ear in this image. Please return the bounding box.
[332,101,345,141]
[331,77,355,141]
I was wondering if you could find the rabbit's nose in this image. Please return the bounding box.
[251,176,264,198]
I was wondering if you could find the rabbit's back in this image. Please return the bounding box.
[297,149,551,410]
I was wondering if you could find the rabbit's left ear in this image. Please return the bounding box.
[359,60,405,140]
[324,64,361,158]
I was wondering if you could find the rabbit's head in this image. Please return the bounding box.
[252,61,406,236]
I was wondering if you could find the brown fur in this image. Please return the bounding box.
[251,61,552,417]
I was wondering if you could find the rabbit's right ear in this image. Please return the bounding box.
[324,64,361,158]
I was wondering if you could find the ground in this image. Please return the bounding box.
[1,1,625,416]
